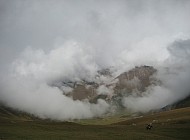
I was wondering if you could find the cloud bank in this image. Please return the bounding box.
[0,0,190,120]
[123,39,190,112]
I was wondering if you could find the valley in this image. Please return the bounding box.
[0,106,190,140]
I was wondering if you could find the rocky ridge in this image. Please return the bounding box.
[55,66,157,103]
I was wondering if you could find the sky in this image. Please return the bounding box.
[0,0,190,120]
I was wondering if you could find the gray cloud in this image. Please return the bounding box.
[123,39,190,112]
[0,0,190,120]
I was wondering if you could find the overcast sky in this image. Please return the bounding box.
[1,0,190,69]
[0,0,190,120]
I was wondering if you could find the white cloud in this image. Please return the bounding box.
[0,0,190,119]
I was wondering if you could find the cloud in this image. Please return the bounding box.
[12,41,98,82]
[0,0,190,119]
[122,39,190,112]
[0,40,111,120]
[97,85,114,95]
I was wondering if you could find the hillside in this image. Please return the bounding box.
[175,96,190,109]
[0,106,190,140]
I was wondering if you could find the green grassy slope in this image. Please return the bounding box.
[0,106,190,140]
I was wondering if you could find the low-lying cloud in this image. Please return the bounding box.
[0,0,190,120]
[123,39,190,112]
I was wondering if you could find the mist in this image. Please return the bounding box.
[0,0,190,120]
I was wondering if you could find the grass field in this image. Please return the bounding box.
[0,107,190,140]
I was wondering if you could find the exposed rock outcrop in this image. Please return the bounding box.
[63,65,157,102]
[114,66,157,94]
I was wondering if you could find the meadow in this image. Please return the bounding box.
[0,107,190,140]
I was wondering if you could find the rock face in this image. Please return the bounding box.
[114,66,157,94]
[60,66,157,101]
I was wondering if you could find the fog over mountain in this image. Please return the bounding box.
[0,0,190,120]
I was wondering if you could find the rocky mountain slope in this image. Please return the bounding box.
[58,66,157,103]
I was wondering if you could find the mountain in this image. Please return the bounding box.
[61,65,157,103]
[2,65,189,119]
